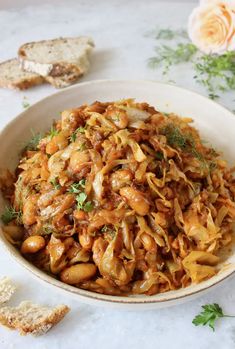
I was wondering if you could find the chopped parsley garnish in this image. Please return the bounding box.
[101,225,114,233]
[76,192,94,212]
[50,177,61,190]
[78,142,87,151]
[68,179,93,212]
[69,127,86,142]
[1,206,23,224]
[83,201,94,212]
[68,179,86,193]
[101,225,116,238]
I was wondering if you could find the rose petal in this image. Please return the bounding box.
[188,1,235,54]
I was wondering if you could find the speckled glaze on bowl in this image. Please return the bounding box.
[0,80,235,310]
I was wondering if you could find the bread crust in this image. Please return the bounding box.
[0,277,16,305]
[18,36,94,78]
[0,301,70,336]
[0,59,44,90]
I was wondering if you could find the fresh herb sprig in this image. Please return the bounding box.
[194,52,235,99]
[24,129,42,151]
[1,206,23,224]
[149,43,197,75]
[193,303,235,331]
[146,28,188,40]
[147,27,235,100]
[162,123,204,162]
[49,126,59,139]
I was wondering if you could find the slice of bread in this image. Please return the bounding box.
[0,59,44,90]
[0,277,16,305]
[45,72,83,88]
[18,36,94,80]
[0,301,70,336]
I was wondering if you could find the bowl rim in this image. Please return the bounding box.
[0,78,235,305]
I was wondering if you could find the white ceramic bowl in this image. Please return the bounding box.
[0,80,235,310]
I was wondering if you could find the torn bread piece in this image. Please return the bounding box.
[18,36,94,82]
[45,71,84,88]
[0,277,16,305]
[0,59,44,90]
[0,301,70,336]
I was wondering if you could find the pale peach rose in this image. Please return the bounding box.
[188,0,235,54]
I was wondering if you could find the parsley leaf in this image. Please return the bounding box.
[68,179,86,193]
[76,192,94,212]
[76,192,87,209]
[68,179,94,212]
[192,303,235,331]
[83,201,94,212]
[50,177,61,190]
[1,206,23,224]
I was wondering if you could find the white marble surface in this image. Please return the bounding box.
[0,1,235,348]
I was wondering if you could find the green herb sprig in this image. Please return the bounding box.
[49,126,59,139]
[193,303,235,331]
[76,192,93,212]
[149,43,197,75]
[146,28,188,40]
[194,52,235,99]
[24,129,42,151]
[162,123,204,162]
[1,206,23,224]
[147,27,235,100]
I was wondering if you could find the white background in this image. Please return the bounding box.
[0,1,235,348]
